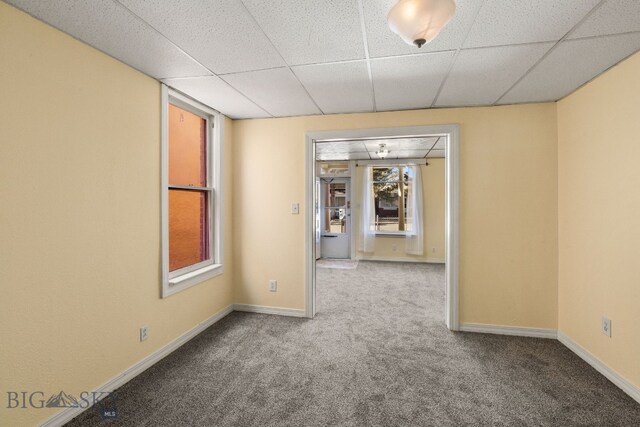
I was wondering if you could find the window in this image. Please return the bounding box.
[319,162,349,176]
[162,87,223,297]
[371,166,411,234]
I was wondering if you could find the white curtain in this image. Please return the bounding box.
[405,165,424,255]
[359,166,376,253]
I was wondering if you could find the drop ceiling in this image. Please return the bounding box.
[7,0,640,119]
[316,137,445,161]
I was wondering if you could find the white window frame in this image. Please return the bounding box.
[371,165,411,237]
[161,85,224,298]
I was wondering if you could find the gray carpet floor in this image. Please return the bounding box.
[68,261,640,426]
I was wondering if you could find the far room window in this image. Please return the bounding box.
[371,166,411,234]
[162,86,223,297]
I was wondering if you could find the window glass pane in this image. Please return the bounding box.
[373,166,400,182]
[319,162,349,176]
[169,189,209,271]
[371,166,409,233]
[169,104,207,187]
[323,182,346,207]
[324,208,347,234]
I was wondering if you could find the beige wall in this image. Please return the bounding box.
[0,4,234,425]
[557,51,640,389]
[352,160,445,262]
[233,103,559,328]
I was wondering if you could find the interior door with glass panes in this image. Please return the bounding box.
[320,178,350,259]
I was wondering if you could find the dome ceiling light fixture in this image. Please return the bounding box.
[387,0,456,48]
[376,143,390,159]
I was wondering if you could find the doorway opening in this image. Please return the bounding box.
[317,176,351,260]
[305,125,459,330]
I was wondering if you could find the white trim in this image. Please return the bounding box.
[213,108,225,277]
[349,160,357,260]
[161,85,225,298]
[39,305,234,427]
[356,256,445,264]
[445,126,460,331]
[459,323,558,339]
[233,304,306,318]
[558,331,640,404]
[305,125,460,328]
[305,134,316,318]
[161,85,169,295]
[164,264,223,297]
[374,231,410,237]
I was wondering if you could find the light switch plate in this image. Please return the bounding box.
[601,317,611,337]
[292,203,299,215]
[140,325,149,342]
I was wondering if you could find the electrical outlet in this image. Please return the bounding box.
[140,325,149,342]
[601,317,612,338]
[432,247,436,253]
[269,280,277,292]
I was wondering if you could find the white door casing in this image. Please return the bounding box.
[305,125,460,331]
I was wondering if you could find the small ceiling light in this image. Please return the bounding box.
[376,143,389,159]
[387,0,456,48]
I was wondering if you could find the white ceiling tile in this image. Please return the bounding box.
[242,0,364,65]
[432,138,445,150]
[427,150,445,158]
[118,0,285,74]
[6,0,210,79]
[365,140,401,151]
[316,141,368,153]
[12,0,639,115]
[292,61,373,114]
[370,51,455,111]
[363,138,437,151]
[222,68,321,117]
[391,150,429,158]
[317,137,439,160]
[363,0,483,58]
[569,0,640,39]
[464,0,600,48]
[436,43,553,107]
[414,137,440,149]
[500,33,640,104]
[162,76,270,119]
[317,152,371,161]
[348,152,374,160]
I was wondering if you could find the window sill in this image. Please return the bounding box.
[163,264,223,298]
[374,232,408,237]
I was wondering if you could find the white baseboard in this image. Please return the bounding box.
[357,256,445,264]
[459,323,558,339]
[558,331,640,404]
[39,304,234,427]
[233,303,306,318]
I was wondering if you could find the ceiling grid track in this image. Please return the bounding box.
[424,137,440,159]
[238,0,326,115]
[430,0,486,108]
[112,0,273,117]
[493,0,608,105]
[356,0,378,112]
